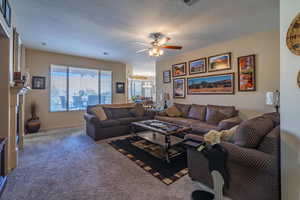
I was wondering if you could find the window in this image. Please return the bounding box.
[50,65,112,112]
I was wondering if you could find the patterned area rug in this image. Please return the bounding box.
[109,137,188,185]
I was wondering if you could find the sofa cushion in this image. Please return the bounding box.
[97,120,121,128]
[207,105,237,118]
[106,108,132,119]
[190,122,219,134]
[218,116,242,131]
[117,116,152,125]
[155,116,198,126]
[233,116,275,148]
[188,104,206,121]
[165,106,181,117]
[90,107,108,121]
[174,103,191,118]
[257,126,280,155]
[130,103,145,117]
[205,108,227,125]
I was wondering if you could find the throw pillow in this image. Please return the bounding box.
[130,104,145,117]
[233,116,274,148]
[220,125,238,142]
[165,106,181,117]
[204,125,238,145]
[205,108,226,125]
[174,103,191,118]
[90,107,108,121]
[103,107,113,119]
[188,104,206,121]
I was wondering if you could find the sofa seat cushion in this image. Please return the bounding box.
[155,116,199,126]
[97,120,121,128]
[190,122,219,134]
[233,116,274,148]
[117,116,152,125]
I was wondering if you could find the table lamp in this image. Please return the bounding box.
[163,93,170,109]
[266,90,280,113]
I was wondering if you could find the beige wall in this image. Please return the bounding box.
[25,49,127,131]
[156,31,280,119]
[280,1,300,199]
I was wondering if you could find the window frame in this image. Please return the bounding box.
[49,65,113,112]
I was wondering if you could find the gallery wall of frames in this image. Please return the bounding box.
[162,52,256,98]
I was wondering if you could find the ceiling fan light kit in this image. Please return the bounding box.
[149,47,164,57]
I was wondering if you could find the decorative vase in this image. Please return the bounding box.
[25,102,41,134]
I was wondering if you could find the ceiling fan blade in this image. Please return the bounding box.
[134,42,151,47]
[158,37,170,46]
[136,49,149,53]
[163,45,182,50]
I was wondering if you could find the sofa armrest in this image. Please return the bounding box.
[84,113,100,124]
[220,142,277,175]
[218,116,242,130]
[185,134,277,175]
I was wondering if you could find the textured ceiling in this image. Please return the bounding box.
[12,0,278,75]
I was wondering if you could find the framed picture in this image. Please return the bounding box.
[187,73,235,95]
[173,78,186,98]
[208,52,231,72]
[238,55,256,91]
[189,58,207,75]
[172,62,186,77]
[116,82,125,93]
[32,76,46,90]
[0,0,5,15]
[163,70,171,83]
[4,0,11,27]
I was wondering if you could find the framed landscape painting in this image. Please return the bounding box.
[238,55,256,91]
[163,70,171,83]
[172,62,186,77]
[189,58,206,75]
[187,73,235,95]
[173,78,186,98]
[208,52,231,72]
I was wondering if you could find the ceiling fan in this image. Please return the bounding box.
[136,32,182,57]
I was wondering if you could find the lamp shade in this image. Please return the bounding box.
[266,91,280,106]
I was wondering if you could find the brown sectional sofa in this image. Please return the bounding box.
[84,104,154,141]
[185,112,280,200]
[155,103,242,135]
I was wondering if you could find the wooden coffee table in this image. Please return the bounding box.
[131,120,192,163]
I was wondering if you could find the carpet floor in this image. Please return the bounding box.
[1,128,201,200]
